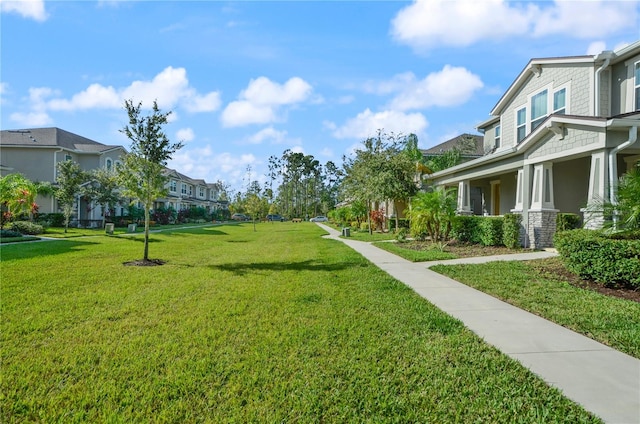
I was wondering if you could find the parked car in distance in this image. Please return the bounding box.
[266,214,285,222]
[310,216,328,222]
[231,213,250,221]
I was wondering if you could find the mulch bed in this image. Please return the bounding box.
[404,240,640,303]
[123,259,166,266]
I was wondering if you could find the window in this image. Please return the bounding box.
[199,187,205,198]
[516,107,526,143]
[181,183,187,195]
[188,186,193,196]
[635,61,640,111]
[553,88,566,114]
[530,89,548,131]
[65,154,73,161]
[170,179,177,193]
[106,158,113,170]
[494,125,501,149]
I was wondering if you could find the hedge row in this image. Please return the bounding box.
[554,229,640,289]
[451,214,522,248]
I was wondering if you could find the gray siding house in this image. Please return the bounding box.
[0,127,227,225]
[428,41,640,248]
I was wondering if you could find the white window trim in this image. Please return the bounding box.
[105,158,113,170]
[623,56,640,113]
[170,179,177,193]
[552,83,570,115]
[515,105,527,144]
[514,83,571,145]
[634,60,640,111]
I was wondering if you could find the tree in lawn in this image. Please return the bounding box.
[83,167,122,228]
[0,174,45,228]
[55,160,87,233]
[118,99,183,263]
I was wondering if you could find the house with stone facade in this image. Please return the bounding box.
[428,41,640,248]
[0,127,227,226]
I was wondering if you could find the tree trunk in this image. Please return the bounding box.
[143,205,150,261]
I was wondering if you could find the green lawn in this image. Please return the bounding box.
[1,223,599,422]
[373,241,458,261]
[432,260,640,359]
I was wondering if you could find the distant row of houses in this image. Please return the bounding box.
[2,41,639,246]
[0,127,228,226]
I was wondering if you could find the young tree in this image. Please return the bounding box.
[0,174,39,228]
[118,99,183,262]
[83,167,121,228]
[55,160,87,233]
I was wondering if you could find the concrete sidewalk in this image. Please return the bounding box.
[317,223,640,424]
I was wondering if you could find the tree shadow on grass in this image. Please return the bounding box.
[210,259,366,276]
[0,239,98,261]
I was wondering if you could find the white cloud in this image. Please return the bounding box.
[533,1,638,39]
[388,66,483,110]
[247,127,288,145]
[331,108,428,140]
[30,67,220,114]
[176,128,195,143]
[168,147,258,190]
[10,111,52,126]
[391,0,533,50]
[221,76,313,127]
[1,0,48,21]
[11,67,221,127]
[586,41,607,56]
[221,101,276,127]
[391,0,638,51]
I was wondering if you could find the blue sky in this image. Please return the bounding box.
[2,0,639,191]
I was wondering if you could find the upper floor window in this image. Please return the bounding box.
[199,187,205,198]
[494,125,501,149]
[530,89,548,131]
[170,179,177,193]
[188,186,193,196]
[181,183,187,195]
[635,61,640,111]
[106,158,113,170]
[65,154,73,161]
[553,88,566,115]
[516,108,526,143]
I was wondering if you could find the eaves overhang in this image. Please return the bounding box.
[429,113,639,183]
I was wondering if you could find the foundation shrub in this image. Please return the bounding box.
[556,213,582,232]
[10,221,44,235]
[502,214,522,248]
[451,215,482,243]
[479,217,504,246]
[554,229,640,289]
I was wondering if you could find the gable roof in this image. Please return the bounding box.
[421,133,484,157]
[489,41,640,117]
[0,127,125,154]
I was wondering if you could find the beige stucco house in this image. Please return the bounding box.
[0,127,227,225]
[429,41,640,248]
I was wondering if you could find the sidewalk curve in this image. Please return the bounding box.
[317,223,640,424]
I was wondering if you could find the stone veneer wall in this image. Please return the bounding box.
[527,210,558,249]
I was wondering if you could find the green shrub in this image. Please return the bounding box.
[556,213,582,232]
[1,229,23,238]
[479,217,504,246]
[451,215,482,243]
[10,221,44,235]
[359,222,369,232]
[502,214,522,248]
[389,218,410,231]
[554,229,640,288]
[36,213,65,227]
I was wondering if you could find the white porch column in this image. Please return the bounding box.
[526,163,558,249]
[513,169,525,212]
[530,162,555,210]
[582,150,608,229]
[457,180,471,215]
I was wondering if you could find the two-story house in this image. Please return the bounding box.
[428,41,640,248]
[1,127,229,225]
[0,127,127,223]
